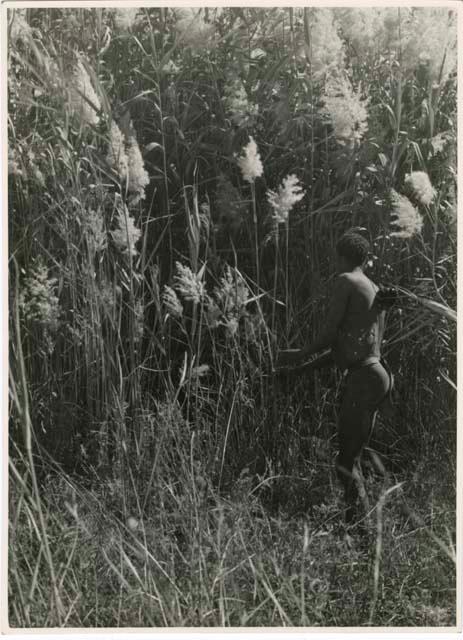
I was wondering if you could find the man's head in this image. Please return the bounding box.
[336,232,370,272]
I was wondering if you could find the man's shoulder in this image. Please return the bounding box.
[335,272,356,286]
[332,272,355,296]
[336,271,355,280]
[335,271,376,292]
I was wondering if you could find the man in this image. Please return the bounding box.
[277,231,393,524]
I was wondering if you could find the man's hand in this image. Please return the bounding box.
[275,349,303,368]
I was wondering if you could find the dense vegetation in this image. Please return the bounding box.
[8,6,457,628]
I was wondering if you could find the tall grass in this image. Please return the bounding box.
[8,404,457,627]
[7,6,457,628]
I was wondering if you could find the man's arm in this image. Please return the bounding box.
[300,349,334,370]
[277,275,351,367]
[276,349,334,376]
[300,274,351,359]
[378,308,386,347]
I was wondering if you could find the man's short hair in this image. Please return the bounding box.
[336,232,370,266]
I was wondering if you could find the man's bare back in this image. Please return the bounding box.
[332,271,385,371]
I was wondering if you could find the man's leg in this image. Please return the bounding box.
[336,414,371,523]
[336,364,391,523]
[336,374,375,523]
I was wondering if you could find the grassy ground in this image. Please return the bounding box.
[8,411,456,628]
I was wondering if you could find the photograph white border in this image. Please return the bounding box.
[1,1,461,638]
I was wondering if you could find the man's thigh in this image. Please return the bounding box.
[339,410,373,458]
[338,376,375,459]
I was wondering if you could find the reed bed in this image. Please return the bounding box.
[7,6,457,628]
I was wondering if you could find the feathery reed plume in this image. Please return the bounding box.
[162,60,181,75]
[403,9,457,83]
[179,363,210,385]
[173,262,205,304]
[308,8,346,80]
[215,266,250,317]
[390,189,423,238]
[335,8,399,62]
[224,78,258,127]
[267,174,305,224]
[237,137,264,183]
[106,121,129,179]
[8,147,22,176]
[212,266,255,337]
[336,8,456,83]
[19,261,60,329]
[111,199,142,257]
[323,75,368,145]
[205,297,221,329]
[162,285,183,319]
[10,145,46,185]
[430,132,449,155]
[126,135,149,204]
[9,9,32,43]
[113,8,139,30]
[175,9,216,50]
[225,317,239,336]
[32,166,45,187]
[99,279,120,317]
[83,209,107,254]
[190,364,210,379]
[404,171,436,206]
[69,58,101,127]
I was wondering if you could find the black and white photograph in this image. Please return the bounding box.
[4,1,460,631]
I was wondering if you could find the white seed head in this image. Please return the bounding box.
[237,137,264,184]
[126,517,139,531]
[404,171,436,206]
